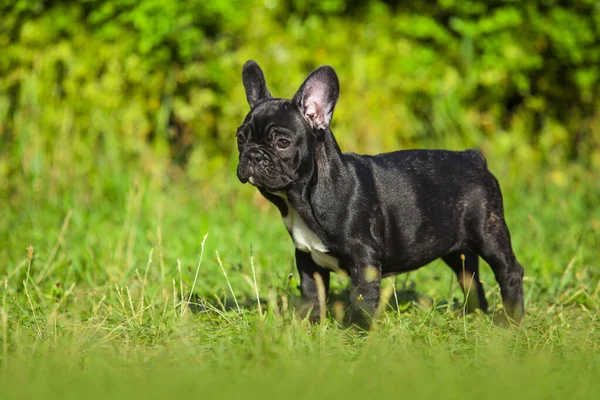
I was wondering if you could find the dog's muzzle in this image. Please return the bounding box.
[237,148,294,190]
[237,150,267,186]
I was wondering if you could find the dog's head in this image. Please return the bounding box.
[236,60,339,192]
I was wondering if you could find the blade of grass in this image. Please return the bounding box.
[250,246,263,318]
[184,233,208,316]
[216,251,241,315]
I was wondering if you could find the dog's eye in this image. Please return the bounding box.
[276,138,290,149]
[236,133,244,144]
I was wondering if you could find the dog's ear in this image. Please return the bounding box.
[242,60,272,109]
[292,66,339,130]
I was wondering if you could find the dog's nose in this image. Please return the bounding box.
[248,151,263,162]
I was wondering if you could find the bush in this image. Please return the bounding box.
[0,0,598,191]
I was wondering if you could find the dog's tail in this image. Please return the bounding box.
[466,148,488,168]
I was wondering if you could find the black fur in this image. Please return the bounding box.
[237,60,524,328]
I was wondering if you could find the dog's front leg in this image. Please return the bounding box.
[295,249,330,323]
[348,263,381,330]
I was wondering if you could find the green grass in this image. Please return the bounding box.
[1,152,599,399]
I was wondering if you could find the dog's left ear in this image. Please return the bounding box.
[242,60,272,109]
[292,66,339,130]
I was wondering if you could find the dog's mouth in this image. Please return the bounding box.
[246,174,292,191]
[248,176,261,187]
[237,166,293,192]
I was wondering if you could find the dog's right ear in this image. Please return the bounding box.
[242,60,272,109]
[292,65,339,131]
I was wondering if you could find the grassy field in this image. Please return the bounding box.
[1,143,600,398]
[2,1,599,397]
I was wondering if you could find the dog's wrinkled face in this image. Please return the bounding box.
[236,99,314,191]
[236,61,339,192]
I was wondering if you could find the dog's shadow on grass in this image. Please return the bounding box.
[187,286,507,325]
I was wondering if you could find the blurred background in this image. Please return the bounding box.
[2,0,599,185]
[1,1,599,293]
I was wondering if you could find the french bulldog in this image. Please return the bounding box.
[236,60,524,328]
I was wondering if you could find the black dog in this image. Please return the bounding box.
[236,60,524,328]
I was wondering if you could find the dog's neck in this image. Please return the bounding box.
[277,129,345,241]
[314,128,344,187]
[287,128,345,201]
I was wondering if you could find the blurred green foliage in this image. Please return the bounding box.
[0,0,599,191]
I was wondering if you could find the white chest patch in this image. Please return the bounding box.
[273,192,340,271]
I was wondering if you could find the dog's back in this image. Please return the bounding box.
[338,149,503,272]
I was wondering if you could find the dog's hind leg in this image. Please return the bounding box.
[475,209,524,323]
[442,250,488,314]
